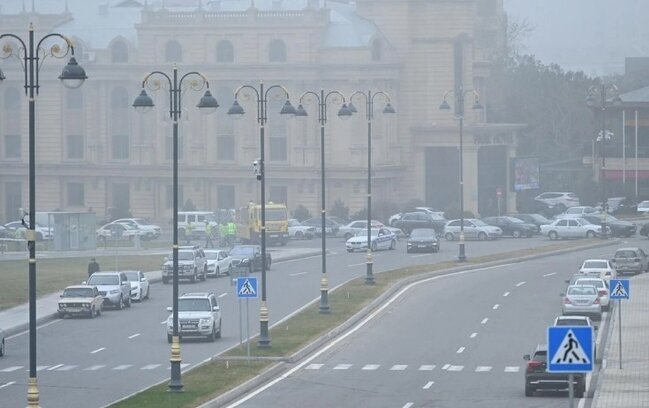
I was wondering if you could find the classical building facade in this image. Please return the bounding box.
[0,0,520,224]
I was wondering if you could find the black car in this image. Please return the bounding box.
[229,245,271,274]
[301,217,341,237]
[481,216,536,238]
[512,213,552,233]
[406,228,439,253]
[524,345,585,397]
[394,212,446,235]
[582,214,636,237]
[640,222,649,239]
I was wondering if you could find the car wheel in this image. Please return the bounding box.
[202,267,207,281]
[207,325,216,342]
[406,248,411,253]
[525,384,534,397]
[346,249,353,253]
[126,296,131,308]
[215,267,220,277]
[190,270,197,283]
[344,233,353,240]
[371,241,378,252]
[58,311,66,319]
[167,334,173,344]
[117,295,124,310]
[575,381,585,398]
[0,339,4,356]
[295,231,303,239]
[390,240,396,250]
[549,231,558,240]
[445,232,455,241]
[138,289,143,301]
[266,258,272,270]
[478,232,487,241]
[216,319,222,339]
[227,265,232,276]
[145,287,150,300]
[89,306,95,318]
[512,230,521,238]
[586,230,596,238]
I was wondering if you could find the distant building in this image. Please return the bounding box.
[0,0,521,223]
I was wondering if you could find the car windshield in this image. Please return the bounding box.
[615,250,638,258]
[471,219,488,227]
[410,229,435,238]
[504,217,524,224]
[575,279,605,289]
[567,286,596,295]
[124,272,140,281]
[62,287,94,297]
[205,252,219,260]
[532,351,547,362]
[177,298,212,312]
[230,247,254,257]
[606,215,619,222]
[583,261,609,269]
[176,251,194,261]
[87,275,119,285]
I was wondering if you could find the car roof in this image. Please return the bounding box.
[90,271,121,275]
[64,285,96,290]
[180,292,213,298]
[616,247,641,251]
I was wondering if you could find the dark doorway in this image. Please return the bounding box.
[111,183,131,220]
[4,182,22,222]
[425,147,459,211]
[477,145,507,217]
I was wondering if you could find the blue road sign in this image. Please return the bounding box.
[547,326,593,373]
[236,277,258,299]
[609,279,630,300]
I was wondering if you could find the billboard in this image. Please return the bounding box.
[512,157,540,191]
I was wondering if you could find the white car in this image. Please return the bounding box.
[288,219,315,240]
[578,259,616,283]
[96,222,143,242]
[557,206,601,219]
[637,200,649,214]
[166,292,222,342]
[574,277,610,310]
[443,219,502,241]
[345,227,397,252]
[540,218,602,240]
[4,221,52,241]
[204,249,232,278]
[112,218,161,239]
[339,220,403,240]
[123,270,150,302]
[534,192,580,212]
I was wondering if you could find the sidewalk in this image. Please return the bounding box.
[594,272,649,408]
[0,246,321,338]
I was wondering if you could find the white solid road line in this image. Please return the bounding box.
[8,319,61,339]
[422,381,434,389]
[128,333,140,339]
[481,318,489,324]
[1,366,22,372]
[289,272,308,277]
[224,263,510,408]
[456,347,465,354]
[90,347,106,354]
[218,293,228,298]
[516,281,526,287]
[470,332,478,338]
[543,272,557,277]
[47,364,64,371]
[0,381,16,389]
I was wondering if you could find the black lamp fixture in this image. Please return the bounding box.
[133,66,218,392]
[0,24,87,408]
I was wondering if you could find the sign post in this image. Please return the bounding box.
[609,278,630,369]
[548,326,593,408]
[236,277,258,364]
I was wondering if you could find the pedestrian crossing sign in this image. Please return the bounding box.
[236,277,258,299]
[609,279,630,300]
[547,326,593,373]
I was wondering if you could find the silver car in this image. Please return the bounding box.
[561,285,601,319]
[86,272,132,309]
[443,219,502,241]
[166,292,222,342]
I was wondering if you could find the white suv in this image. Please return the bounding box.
[166,292,222,342]
[534,192,580,212]
[161,246,207,284]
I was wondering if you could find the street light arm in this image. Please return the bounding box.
[177,71,209,91]
[0,33,29,89]
[141,71,173,118]
[349,91,369,119]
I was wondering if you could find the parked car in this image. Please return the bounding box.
[561,285,602,320]
[558,206,601,218]
[112,218,161,239]
[3,220,52,241]
[161,245,208,284]
[288,219,315,240]
[345,228,397,252]
[540,218,602,240]
[394,212,446,235]
[85,271,132,309]
[229,244,271,274]
[581,214,636,237]
[406,228,439,253]
[599,196,637,215]
[123,270,150,301]
[0,327,5,356]
[301,217,341,237]
[443,219,502,241]
[574,277,610,311]
[339,220,402,240]
[511,213,552,233]
[637,200,649,214]
[57,285,104,318]
[481,216,536,238]
[524,344,585,397]
[578,259,616,283]
[552,315,598,362]
[166,292,222,342]
[610,247,649,275]
[96,222,142,243]
[638,222,649,238]
[534,192,580,214]
[204,249,232,277]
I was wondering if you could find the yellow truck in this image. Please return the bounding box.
[236,202,289,246]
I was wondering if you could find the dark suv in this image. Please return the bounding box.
[394,212,446,235]
[523,345,585,397]
[229,245,272,274]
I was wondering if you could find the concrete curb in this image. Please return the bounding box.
[199,239,621,408]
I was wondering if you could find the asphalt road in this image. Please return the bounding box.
[0,234,636,407]
[224,238,649,408]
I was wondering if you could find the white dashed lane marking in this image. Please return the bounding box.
[493,304,499,310]
[90,347,105,354]
[333,364,352,370]
[0,366,22,372]
[503,292,510,297]
[141,364,162,370]
[305,364,323,370]
[481,318,489,324]
[456,347,465,354]
[362,364,380,370]
[419,365,435,371]
[504,366,520,373]
[470,332,478,338]
[475,366,492,372]
[447,365,464,372]
[403,403,414,408]
[390,365,408,371]
[84,365,104,371]
[543,272,556,277]
[218,293,228,298]
[289,272,308,277]
[113,365,132,370]
[56,365,77,371]
[128,333,140,339]
[516,281,526,287]
[423,381,434,389]
[0,381,16,389]
[47,364,64,371]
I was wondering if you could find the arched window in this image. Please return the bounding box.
[216,40,234,63]
[165,40,182,62]
[268,39,286,62]
[111,40,129,63]
[371,39,382,62]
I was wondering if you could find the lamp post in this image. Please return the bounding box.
[439,86,482,262]
[295,90,352,313]
[0,24,87,407]
[348,91,396,284]
[227,82,296,347]
[586,83,622,239]
[132,66,218,391]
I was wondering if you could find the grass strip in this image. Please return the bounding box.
[109,239,599,408]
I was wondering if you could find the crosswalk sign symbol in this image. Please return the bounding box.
[236,277,258,299]
[609,279,630,300]
[547,326,593,373]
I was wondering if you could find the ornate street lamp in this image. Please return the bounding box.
[0,23,87,407]
[133,66,218,391]
[227,82,296,347]
[295,90,352,313]
[586,83,622,239]
[439,86,483,262]
[348,90,396,284]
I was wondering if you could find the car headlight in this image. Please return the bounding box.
[109,289,120,294]
[199,318,212,326]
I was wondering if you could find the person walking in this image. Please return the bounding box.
[227,220,237,247]
[185,221,193,245]
[219,221,228,247]
[205,221,215,248]
[88,258,100,277]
